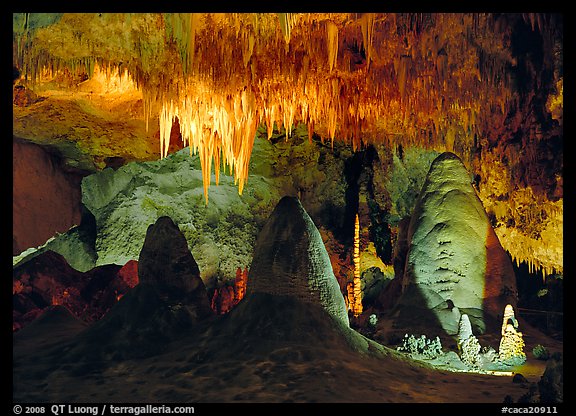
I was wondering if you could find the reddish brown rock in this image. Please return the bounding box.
[12,251,137,331]
[209,266,249,315]
[211,285,236,315]
[13,138,84,255]
[13,84,40,107]
[118,260,139,288]
[234,267,248,304]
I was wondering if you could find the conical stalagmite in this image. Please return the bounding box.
[400,152,517,335]
[247,196,349,327]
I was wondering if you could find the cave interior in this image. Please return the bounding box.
[12,13,563,404]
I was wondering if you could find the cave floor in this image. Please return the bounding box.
[13,309,561,404]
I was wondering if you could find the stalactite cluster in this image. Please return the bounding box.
[13,13,562,277]
[13,13,542,199]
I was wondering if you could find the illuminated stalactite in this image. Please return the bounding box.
[478,153,563,279]
[326,20,338,72]
[159,88,258,202]
[13,13,563,276]
[14,13,530,191]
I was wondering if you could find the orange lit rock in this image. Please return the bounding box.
[12,250,134,331]
[351,214,363,317]
[234,267,248,304]
[211,285,236,315]
[118,260,139,289]
[209,267,248,315]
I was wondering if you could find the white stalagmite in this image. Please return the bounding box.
[498,304,526,365]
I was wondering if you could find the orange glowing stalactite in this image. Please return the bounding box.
[159,88,258,203]
[17,14,521,205]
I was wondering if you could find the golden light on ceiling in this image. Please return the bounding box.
[14,12,532,202]
[12,13,563,280]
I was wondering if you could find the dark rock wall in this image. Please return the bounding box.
[13,138,84,255]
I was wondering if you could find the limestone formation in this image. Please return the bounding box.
[60,216,214,361]
[533,344,551,360]
[498,305,526,366]
[138,216,211,316]
[351,214,363,316]
[457,314,474,345]
[501,303,518,336]
[397,334,443,359]
[247,196,349,327]
[538,353,563,403]
[210,267,249,315]
[457,314,481,368]
[234,267,248,304]
[400,152,518,335]
[211,285,236,315]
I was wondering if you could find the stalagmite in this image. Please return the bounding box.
[498,304,526,365]
[351,213,363,317]
[501,304,518,336]
[457,314,481,368]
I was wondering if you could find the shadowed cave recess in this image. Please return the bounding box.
[13,13,562,404]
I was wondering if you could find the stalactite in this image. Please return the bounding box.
[326,20,338,72]
[277,13,296,45]
[13,12,554,222]
[360,13,376,65]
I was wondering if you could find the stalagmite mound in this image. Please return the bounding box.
[138,216,210,310]
[399,152,517,335]
[197,196,392,356]
[247,196,349,328]
[55,216,213,362]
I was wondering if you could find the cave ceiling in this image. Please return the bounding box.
[12,13,563,277]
